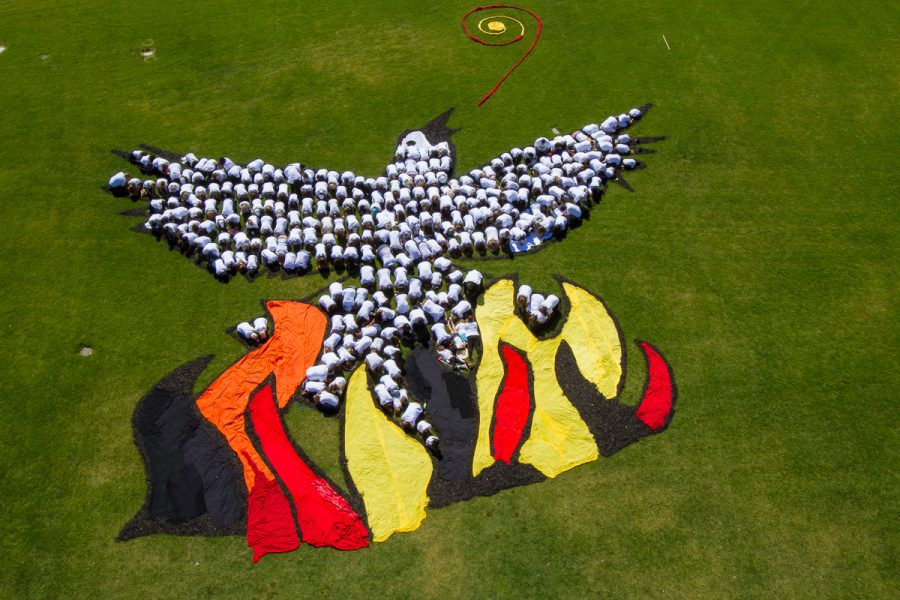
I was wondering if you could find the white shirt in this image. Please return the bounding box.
[318,391,339,409]
[451,300,472,319]
[422,300,445,323]
[401,402,423,427]
[383,359,402,378]
[464,270,483,287]
[365,353,384,372]
[517,285,533,306]
[306,365,329,382]
[457,321,480,339]
[319,295,336,313]
[108,172,127,188]
[431,323,451,345]
[409,307,427,325]
[253,317,268,333]
[236,322,254,339]
[541,294,560,313]
[304,380,326,394]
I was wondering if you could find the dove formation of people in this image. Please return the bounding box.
[108,107,648,451]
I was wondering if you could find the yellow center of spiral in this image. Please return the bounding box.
[476,15,523,37]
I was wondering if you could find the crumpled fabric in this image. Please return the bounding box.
[404,347,476,481]
[344,366,433,542]
[474,279,622,478]
[246,458,300,563]
[492,344,532,463]
[248,384,369,550]
[195,301,327,491]
[634,341,674,430]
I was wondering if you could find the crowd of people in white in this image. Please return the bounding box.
[109,107,646,451]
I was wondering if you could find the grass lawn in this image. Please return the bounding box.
[0,0,897,597]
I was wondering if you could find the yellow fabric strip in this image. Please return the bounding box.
[344,366,433,543]
[559,283,622,400]
[473,279,623,478]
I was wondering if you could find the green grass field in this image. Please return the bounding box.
[1,0,897,597]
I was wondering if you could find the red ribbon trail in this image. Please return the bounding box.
[462,5,543,106]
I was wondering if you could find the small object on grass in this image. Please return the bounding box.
[79,346,93,356]
[662,34,671,50]
[0,44,7,54]
[140,39,156,60]
[551,127,560,135]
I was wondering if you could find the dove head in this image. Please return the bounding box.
[392,108,460,176]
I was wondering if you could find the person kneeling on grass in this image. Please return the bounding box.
[236,321,259,344]
[400,401,423,430]
[253,317,269,341]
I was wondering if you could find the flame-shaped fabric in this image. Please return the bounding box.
[635,341,675,430]
[246,458,300,563]
[492,344,532,463]
[473,279,622,478]
[248,384,369,550]
[344,366,433,542]
[195,301,327,490]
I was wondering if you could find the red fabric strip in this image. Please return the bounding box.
[492,344,532,463]
[196,301,327,491]
[634,341,675,430]
[245,457,300,563]
[249,384,370,550]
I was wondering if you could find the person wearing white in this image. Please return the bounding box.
[408,307,427,326]
[365,352,385,373]
[253,317,269,340]
[431,323,451,346]
[422,299,445,323]
[236,321,258,343]
[109,171,128,190]
[306,365,329,382]
[374,384,393,410]
[463,269,483,293]
[321,351,341,371]
[400,401,423,429]
[541,294,561,315]
[318,391,340,410]
[517,284,532,309]
[450,300,472,319]
[328,376,347,395]
[304,380,326,396]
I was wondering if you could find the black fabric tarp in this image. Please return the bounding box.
[404,347,475,481]
[119,355,246,540]
[404,347,546,508]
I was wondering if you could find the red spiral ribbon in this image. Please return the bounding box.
[462,5,543,106]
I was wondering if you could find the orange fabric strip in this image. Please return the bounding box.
[196,301,327,490]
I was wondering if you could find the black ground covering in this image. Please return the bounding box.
[405,347,476,481]
[118,356,246,541]
[404,347,546,508]
[555,341,661,456]
[427,461,545,509]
